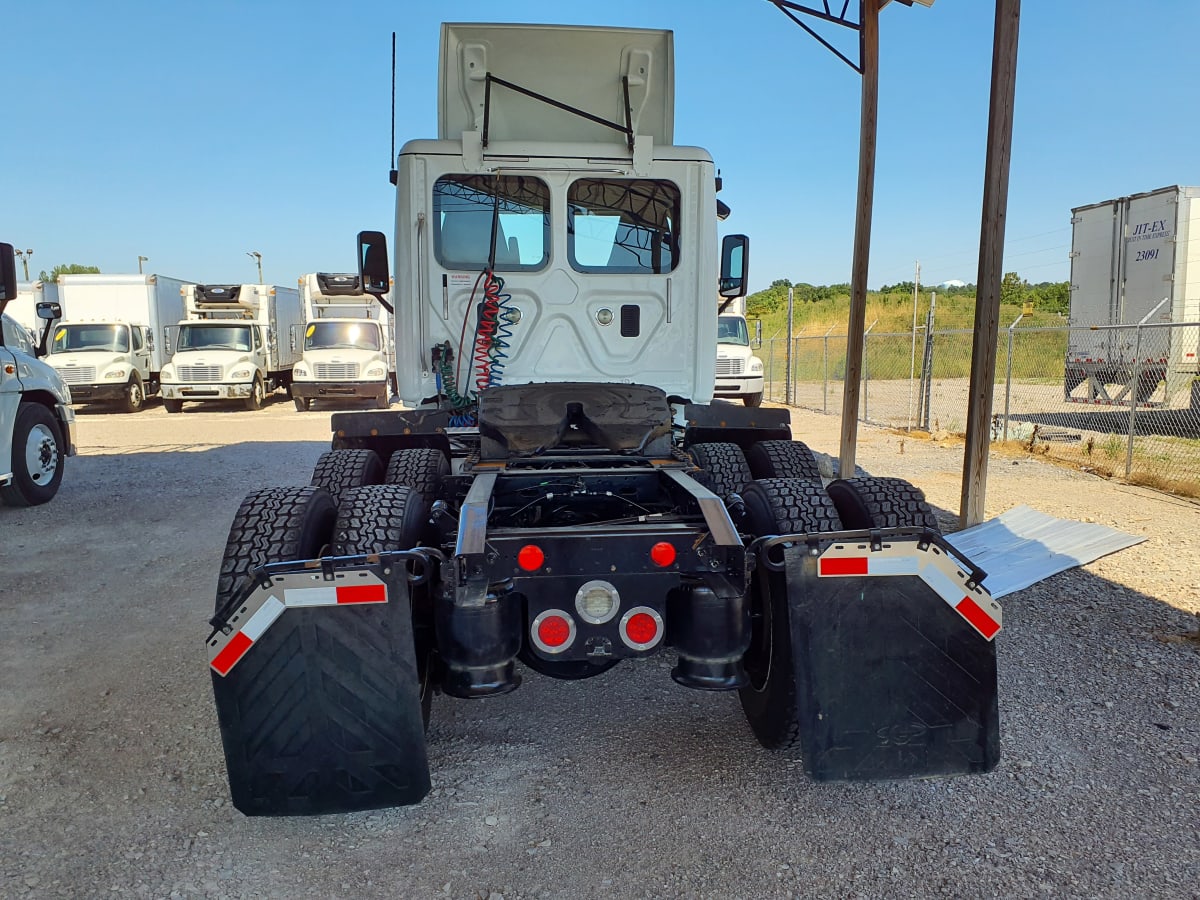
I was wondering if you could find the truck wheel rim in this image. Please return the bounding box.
[129,382,142,406]
[25,423,59,484]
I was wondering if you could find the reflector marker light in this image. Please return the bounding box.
[209,576,389,676]
[817,542,1002,641]
[619,606,664,651]
[531,609,576,654]
[649,541,677,567]
[518,544,545,571]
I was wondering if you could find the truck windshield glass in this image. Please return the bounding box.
[177,324,253,352]
[433,175,550,271]
[51,324,129,353]
[568,179,680,274]
[305,321,381,351]
[717,315,749,346]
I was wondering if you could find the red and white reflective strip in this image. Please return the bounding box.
[817,541,1002,640]
[209,579,387,676]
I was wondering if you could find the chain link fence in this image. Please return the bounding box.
[761,320,1200,496]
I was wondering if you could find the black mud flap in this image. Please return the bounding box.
[208,559,431,815]
[779,535,1000,781]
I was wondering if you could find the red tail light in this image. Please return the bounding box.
[531,609,576,653]
[620,606,664,651]
[518,544,545,571]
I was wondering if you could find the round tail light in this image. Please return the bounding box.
[620,606,664,651]
[575,579,620,624]
[531,609,576,654]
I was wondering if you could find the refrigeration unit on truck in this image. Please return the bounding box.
[206,22,1003,816]
[715,295,765,406]
[45,273,189,412]
[292,272,393,411]
[0,243,76,506]
[1065,185,1200,406]
[161,283,304,412]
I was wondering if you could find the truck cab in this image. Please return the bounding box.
[161,283,304,412]
[0,243,77,506]
[292,273,393,411]
[714,296,765,406]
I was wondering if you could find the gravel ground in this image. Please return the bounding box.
[1,395,1198,899]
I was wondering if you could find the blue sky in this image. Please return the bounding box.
[7,1,1198,293]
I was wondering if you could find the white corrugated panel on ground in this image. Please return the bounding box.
[945,505,1146,599]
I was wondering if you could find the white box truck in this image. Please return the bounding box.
[161,283,304,412]
[45,273,189,412]
[292,273,393,411]
[1065,185,1200,405]
[205,23,1001,816]
[714,295,764,406]
[0,243,77,506]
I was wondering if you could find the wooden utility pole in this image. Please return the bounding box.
[838,0,879,478]
[960,0,1021,527]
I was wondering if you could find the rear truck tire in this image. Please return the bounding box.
[310,448,384,507]
[244,374,265,411]
[0,403,66,508]
[743,391,763,407]
[746,439,822,481]
[333,484,435,726]
[123,374,145,413]
[384,448,450,508]
[687,442,751,499]
[294,396,311,412]
[163,398,183,414]
[825,476,940,532]
[738,477,843,751]
[210,485,431,814]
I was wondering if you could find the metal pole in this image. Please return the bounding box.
[785,287,795,405]
[1002,309,1025,441]
[920,294,936,431]
[960,0,1021,529]
[862,318,877,424]
[908,259,920,430]
[838,0,879,479]
[1125,325,1143,477]
[767,342,775,402]
[823,324,836,414]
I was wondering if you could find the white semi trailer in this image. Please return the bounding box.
[206,23,1001,816]
[0,243,76,506]
[292,273,393,411]
[1065,185,1200,405]
[161,283,304,412]
[45,273,189,412]
[715,295,764,406]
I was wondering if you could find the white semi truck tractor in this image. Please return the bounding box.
[292,272,393,411]
[0,243,77,506]
[715,295,765,406]
[46,273,189,412]
[206,23,1002,816]
[161,283,304,412]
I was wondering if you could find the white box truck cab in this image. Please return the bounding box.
[206,24,1001,816]
[292,273,394,411]
[715,295,764,406]
[45,273,189,412]
[161,283,304,412]
[0,243,77,507]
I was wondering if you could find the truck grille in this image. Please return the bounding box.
[59,367,97,385]
[177,365,223,382]
[314,363,360,380]
[715,358,744,376]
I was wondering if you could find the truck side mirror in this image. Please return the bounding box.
[289,324,297,353]
[0,242,16,312]
[146,327,155,351]
[754,318,763,349]
[163,326,173,357]
[719,234,749,299]
[34,301,62,358]
[358,231,391,296]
